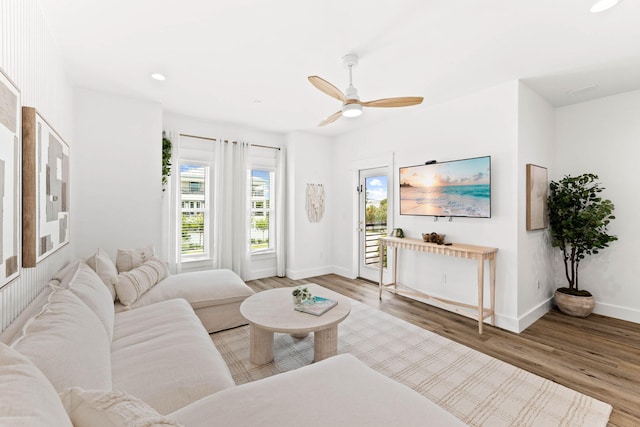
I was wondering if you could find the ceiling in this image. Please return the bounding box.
[38,0,640,136]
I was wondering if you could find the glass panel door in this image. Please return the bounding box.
[359,168,388,281]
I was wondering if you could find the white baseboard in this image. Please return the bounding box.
[245,267,277,282]
[594,301,640,324]
[515,296,555,333]
[331,265,356,279]
[286,265,334,281]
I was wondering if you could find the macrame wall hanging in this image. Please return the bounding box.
[306,183,325,223]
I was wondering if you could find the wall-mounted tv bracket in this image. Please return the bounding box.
[433,216,454,222]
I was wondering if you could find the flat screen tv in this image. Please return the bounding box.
[399,156,491,218]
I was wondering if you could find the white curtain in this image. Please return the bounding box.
[166,131,182,274]
[213,140,250,279]
[275,147,286,277]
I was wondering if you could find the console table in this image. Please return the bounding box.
[378,236,497,334]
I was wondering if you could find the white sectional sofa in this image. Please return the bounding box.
[0,259,466,426]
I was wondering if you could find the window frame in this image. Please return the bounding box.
[179,160,211,261]
[249,168,276,254]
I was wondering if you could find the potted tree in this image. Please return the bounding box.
[547,173,617,317]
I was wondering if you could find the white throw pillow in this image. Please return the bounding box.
[54,261,115,340]
[0,342,72,426]
[85,248,118,301]
[115,246,154,273]
[113,256,170,307]
[12,289,112,392]
[59,388,183,427]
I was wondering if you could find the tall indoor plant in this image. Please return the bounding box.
[547,173,617,317]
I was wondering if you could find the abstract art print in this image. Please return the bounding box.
[0,68,21,288]
[526,164,548,231]
[22,107,70,267]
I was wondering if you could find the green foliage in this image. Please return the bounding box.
[254,217,269,232]
[181,213,204,253]
[547,174,617,291]
[292,286,311,302]
[365,198,387,224]
[162,132,172,191]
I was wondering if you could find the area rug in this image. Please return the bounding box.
[211,297,612,426]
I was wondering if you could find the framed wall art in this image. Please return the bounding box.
[0,68,21,287]
[22,107,70,267]
[526,163,548,231]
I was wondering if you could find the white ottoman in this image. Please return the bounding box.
[115,269,254,333]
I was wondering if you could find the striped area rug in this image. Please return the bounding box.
[211,297,612,426]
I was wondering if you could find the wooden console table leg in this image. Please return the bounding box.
[477,257,484,335]
[314,326,338,362]
[249,323,274,365]
[379,241,384,300]
[490,256,496,326]
[393,247,398,290]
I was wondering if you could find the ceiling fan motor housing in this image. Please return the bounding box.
[345,85,359,101]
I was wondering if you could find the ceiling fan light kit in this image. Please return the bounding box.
[342,103,362,117]
[308,53,424,126]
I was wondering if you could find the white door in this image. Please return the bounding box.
[358,167,389,281]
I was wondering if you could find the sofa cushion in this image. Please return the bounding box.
[85,248,118,301]
[50,258,84,283]
[113,257,170,307]
[113,269,254,333]
[168,353,467,427]
[55,261,115,340]
[12,289,112,392]
[112,298,235,414]
[0,286,53,346]
[0,342,72,426]
[115,246,154,273]
[131,269,252,309]
[60,388,183,427]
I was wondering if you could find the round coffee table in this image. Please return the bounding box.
[240,284,351,364]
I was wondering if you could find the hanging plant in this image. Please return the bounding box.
[162,132,172,191]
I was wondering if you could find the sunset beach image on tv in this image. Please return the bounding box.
[399,156,491,218]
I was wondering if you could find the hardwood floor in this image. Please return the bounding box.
[246,274,640,427]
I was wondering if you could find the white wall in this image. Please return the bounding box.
[0,0,73,332]
[555,90,640,323]
[163,112,286,280]
[332,81,521,331]
[72,87,163,260]
[286,131,334,280]
[516,82,556,329]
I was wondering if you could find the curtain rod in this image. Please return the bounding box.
[179,133,281,151]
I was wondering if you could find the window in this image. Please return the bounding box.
[180,163,209,258]
[250,170,274,252]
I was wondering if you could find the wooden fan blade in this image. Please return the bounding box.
[319,111,342,127]
[308,76,347,103]
[361,96,424,108]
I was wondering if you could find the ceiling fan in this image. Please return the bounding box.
[308,53,424,126]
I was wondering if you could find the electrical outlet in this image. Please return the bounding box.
[442,274,447,284]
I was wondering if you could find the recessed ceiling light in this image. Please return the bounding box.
[150,73,166,81]
[590,0,621,13]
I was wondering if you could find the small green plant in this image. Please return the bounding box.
[162,132,172,191]
[292,286,312,302]
[547,173,617,295]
